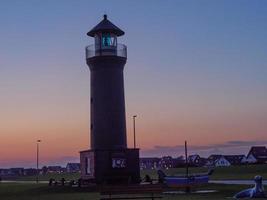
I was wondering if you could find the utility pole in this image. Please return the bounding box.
[36,140,41,183]
[133,115,137,148]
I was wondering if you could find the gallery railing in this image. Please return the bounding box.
[86,43,127,59]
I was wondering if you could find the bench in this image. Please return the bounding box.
[100,184,163,200]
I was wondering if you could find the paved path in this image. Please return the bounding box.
[0,180,48,184]
[210,180,267,185]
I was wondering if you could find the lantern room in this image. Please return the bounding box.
[86,15,127,58]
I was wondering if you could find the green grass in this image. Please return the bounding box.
[13,172,80,181]
[5,164,267,182]
[211,164,267,180]
[0,182,265,200]
[2,165,266,199]
[0,183,99,200]
[141,164,267,180]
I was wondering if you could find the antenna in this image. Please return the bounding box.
[104,11,108,19]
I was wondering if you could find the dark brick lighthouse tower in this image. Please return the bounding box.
[80,15,140,184]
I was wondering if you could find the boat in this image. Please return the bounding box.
[158,169,213,187]
[157,141,214,188]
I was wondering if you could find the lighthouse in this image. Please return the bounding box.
[80,15,140,184]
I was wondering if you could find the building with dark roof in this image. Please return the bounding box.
[159,156,175,169]
[224,155,245,165]
[173,156,186,168]
[23,168,37,176]
[188,154,207,167]
[246,146,267,164]
[207,155,231,167]
[188,155,200,164]
[9,168,24,176]
[140,157,160,170]
[47,166,64,173]
[66,163,81,173]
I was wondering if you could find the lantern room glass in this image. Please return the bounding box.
[89,32,125,58]
[102,33,117,47]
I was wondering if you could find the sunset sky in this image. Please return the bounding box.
[0,0,267,167]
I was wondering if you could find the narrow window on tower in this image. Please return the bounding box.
[91,124,93,130]
[90,97,93,104]
[85,157,91,174]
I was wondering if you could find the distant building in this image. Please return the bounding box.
[188,154,207,167]
[214,157,231,167]
[139,147,267,170]
[188,154,200,165]
[207,154,247,167]
[206,155,220,167]
[224,155,245,165]
[241,156,248,164]
[246,146,267,164]
[66,163,80,173]
[23,168,37,176]
[159,156,174,169]
[207,155,231,167]
[47,166,64,173]
[0,169,9,176]
[198,157,208,167]
[172,156,186,168]
[9,168,24,176]
[140,156,186,170]
[140,157,160,170]
[41,166,48,175]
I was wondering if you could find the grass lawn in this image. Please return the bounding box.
[141,164,267,180]
[12,172,80,182]
[2,165,266,199]
[1,182,265,200]
[4,164,267,182]
[0,183,99,200]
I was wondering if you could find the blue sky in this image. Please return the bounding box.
[0,0,267,167]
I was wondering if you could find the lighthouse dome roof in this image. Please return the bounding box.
[87,15,125,37]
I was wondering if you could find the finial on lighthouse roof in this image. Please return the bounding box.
[87,15,125,37]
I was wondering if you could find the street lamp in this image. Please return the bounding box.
[133,115,137,148]
[36,140,41,183]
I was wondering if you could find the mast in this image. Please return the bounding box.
[185,140,189,177]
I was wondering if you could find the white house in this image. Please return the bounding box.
[246,154,258,164]
[245,146,267,164]
[214,156,231,167]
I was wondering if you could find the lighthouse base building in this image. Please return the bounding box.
[80,149,140,184]
[80,15,140,184]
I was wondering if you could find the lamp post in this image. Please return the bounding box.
[133,115,137,148]
[36,140,41,183]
